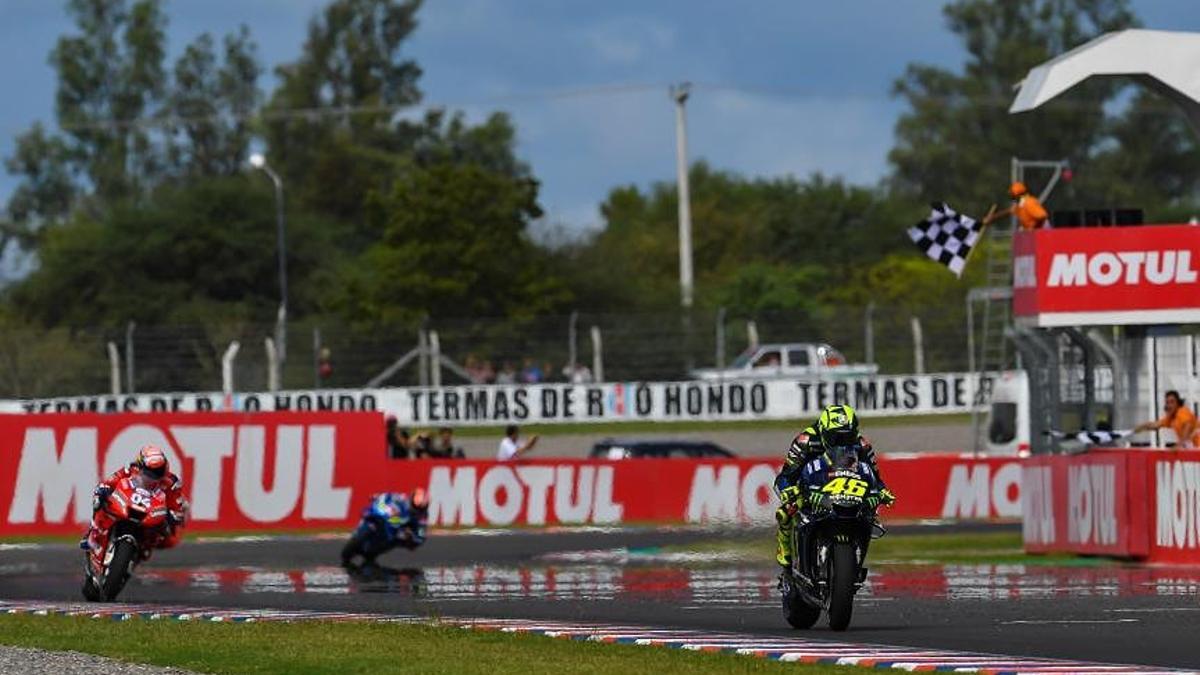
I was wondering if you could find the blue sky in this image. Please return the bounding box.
[1,0,1197,232]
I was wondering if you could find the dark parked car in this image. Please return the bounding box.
[589,438,737,460]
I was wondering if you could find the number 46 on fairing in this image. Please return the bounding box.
[821,477,868,497]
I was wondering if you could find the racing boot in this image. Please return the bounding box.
[775,507,793,569]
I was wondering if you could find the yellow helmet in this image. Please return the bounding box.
[816,405,859,447]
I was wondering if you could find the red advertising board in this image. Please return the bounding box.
[1012,225,1200,327]
[1148,451,1200,564]
[1020,451,1148,557]
[0,413,1021,536]
[1023,449,1200,564]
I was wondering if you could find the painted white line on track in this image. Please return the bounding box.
[1000,618,1141,625]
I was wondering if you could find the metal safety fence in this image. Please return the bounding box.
[0,304,973,398]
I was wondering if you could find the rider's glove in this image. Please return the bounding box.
[779,485,802,506]
[91,486,112,512]
[880,488,896,506]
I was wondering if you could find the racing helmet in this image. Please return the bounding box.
[816,404,859,449]
[410,488,429,513]
[136,444,168,480]
[1009,181,1028,199]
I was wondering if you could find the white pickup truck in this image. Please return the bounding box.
[692,342,879,380]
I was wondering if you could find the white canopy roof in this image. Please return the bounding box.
[1010,29,1200,131]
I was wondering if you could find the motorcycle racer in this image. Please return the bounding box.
[773,404,895,568]
[342,489,429,567]
[81,444,188,557]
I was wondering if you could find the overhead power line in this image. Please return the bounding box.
[15,79,1189,136]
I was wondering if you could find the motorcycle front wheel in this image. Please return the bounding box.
[81,574,101,602]
[101,539,138,601]
[827,542,857,631]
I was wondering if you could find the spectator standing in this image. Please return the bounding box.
[521,358,543,383]
[434,427,465,458]
[497,424,539,461]
[496,361,518,384]
[1134,390,1198,448]
[386,417,412,459]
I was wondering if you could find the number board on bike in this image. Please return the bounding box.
[821,476,868,498]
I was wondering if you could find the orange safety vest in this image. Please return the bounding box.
[1015,195,1048,230]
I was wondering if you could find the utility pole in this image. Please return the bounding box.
[671,83,694,310]
[671,83,695,373]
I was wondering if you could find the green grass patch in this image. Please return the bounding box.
[663,531,1089,566]
[448,413,971,438]
[0,614,869,675]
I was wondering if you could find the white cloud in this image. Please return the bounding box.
[584,18,676,67]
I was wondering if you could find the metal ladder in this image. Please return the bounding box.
[969,157,1070,454]
[969,218,1016,454]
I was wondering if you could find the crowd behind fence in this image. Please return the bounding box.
[0,305,975,398]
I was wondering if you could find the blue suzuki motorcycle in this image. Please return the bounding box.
[341,493,426,567]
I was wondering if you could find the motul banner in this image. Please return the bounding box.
[1151,451,1200,564]
[1023,449,1200,564]
[1013,225,1200,327]
[1020,451,1148,557]
[0,413,1021,536]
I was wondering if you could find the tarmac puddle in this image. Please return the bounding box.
[136,557,1200,604]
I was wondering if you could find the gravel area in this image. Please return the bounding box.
[0,646,199,675]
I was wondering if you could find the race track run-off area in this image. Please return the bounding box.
[2,526,1199,673]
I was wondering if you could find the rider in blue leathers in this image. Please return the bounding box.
[341,490,429,567]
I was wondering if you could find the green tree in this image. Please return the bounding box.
[263,0,423,221]
[10,176,341,328]
[165,27,262,177]
[889,0,1137,209]
[330,162,570,327]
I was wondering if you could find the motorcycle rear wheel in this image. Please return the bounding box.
[827,543,857,631]
[101,539,138,601]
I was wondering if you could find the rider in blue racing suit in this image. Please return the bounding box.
[342,490,429,567]
[773,405,895,569]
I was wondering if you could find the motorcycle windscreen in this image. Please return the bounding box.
[826,445,859,469]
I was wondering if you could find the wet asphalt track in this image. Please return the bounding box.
[2,525,1198,670]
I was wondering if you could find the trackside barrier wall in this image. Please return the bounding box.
[0,413,1021,536]
[1022,449,1200,563]
[0,371,999,424]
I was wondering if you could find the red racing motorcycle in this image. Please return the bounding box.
[82,474,174,601]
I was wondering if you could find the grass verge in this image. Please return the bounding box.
[661,531,1088,566]
[449,413,971,438]
[0,614,869,675]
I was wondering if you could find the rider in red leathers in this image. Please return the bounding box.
[82,444,189,557]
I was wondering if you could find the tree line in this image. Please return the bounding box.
[1,0,1197,395]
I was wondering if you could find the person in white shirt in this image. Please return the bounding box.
[497,424,539,461]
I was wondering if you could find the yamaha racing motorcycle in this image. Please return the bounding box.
[778,444,886,631]
[341,494,425,567]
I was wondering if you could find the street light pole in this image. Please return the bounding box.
[249,153,288,374]
[670,82,694,310]
[671,83,695,373]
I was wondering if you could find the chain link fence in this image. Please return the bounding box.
[0,304,973,398]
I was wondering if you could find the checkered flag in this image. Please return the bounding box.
[1047,429,1132,446]
[907,202,983,277]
